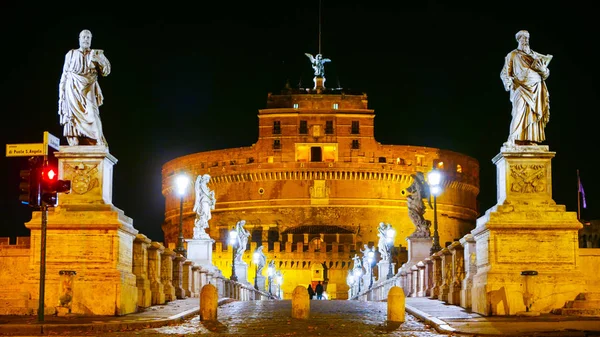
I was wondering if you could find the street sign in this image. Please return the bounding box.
[43,131,60,152]
[6,143,45,157]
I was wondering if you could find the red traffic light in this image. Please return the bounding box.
[41,166,57,182]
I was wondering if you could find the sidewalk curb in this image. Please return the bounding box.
[0,298,238,335]
[405,304,457,334]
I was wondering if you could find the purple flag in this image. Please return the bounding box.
[578,175,587,209]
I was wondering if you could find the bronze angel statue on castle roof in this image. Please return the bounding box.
[305,53,331,77]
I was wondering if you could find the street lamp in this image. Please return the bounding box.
[268,263,275,295]
[367,250,375,289]
[252,251,259,290]
[428,169,443,255]
[229,229,238,281]
[174,174,189,257]
[386,227,396,279]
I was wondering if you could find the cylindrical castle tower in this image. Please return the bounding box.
[161,86,479,299]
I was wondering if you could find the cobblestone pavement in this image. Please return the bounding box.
[93,300,460,337]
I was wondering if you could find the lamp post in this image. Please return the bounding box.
[229,229,238,281]
[386,227,396,279]
[268,263,275,295]
[252,251,259,290]
[174,174,189,257]
[428,169,443,255]
[367,250,375,289]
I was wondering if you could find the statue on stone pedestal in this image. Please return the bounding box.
[377,222,392,261]
[58,29,111,147]
[501,30,552,146]
[234,220,250,262]
[352,254,363,271]
[406,172,432,238]
[193,174,216,239]
[254,246,267,275]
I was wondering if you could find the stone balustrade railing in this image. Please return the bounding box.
[132,234,276,309]
[348,233,477,311]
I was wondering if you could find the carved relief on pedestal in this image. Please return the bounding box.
[63,162,100,194]
[509,164,546,193]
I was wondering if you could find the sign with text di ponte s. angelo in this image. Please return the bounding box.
[5,143,45,157]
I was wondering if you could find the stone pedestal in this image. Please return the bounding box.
[472,145,584,316]
[377,261,396,281]
[133,234,152,308]
[186,238,218,273]
[256,275,266,292]
[405,236,433,270]
[24,146,139,316]
[234,261,249,284]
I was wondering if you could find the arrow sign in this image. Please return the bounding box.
[43,131,60,153]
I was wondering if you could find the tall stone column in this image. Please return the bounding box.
[192,265,201,297]
[472,145,584,315]
[133,234,152,308]
[25,146,138,315]
[148,242,165,305]
[182,260,194,297]
[424,258,434,297]
[430,252,443,299]
[439,248,452,302]
[161,248,176,301]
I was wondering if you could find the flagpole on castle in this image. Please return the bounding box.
[577,169,581,220]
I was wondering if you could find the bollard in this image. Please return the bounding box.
[291,285,310,319]
[200,284,218,321]
[387,286,405,323]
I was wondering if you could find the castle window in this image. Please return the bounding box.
[247,157,255,164]
[273,121,281,134]
[325,121,334,134]
[311,147,322,162]
[293,103,299,109]
[351,139,360,149]
[456,164,463,173]
[333,103,339,110]
[351,121,360,134]
[273,139,281,150]
[378,157,387,163]
[299,120,308,134]
[437,161,444,169]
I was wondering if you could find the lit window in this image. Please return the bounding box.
[456,164,462,173]
[437,161,444,169]
[333,103,339,109]
[293,103,299,109]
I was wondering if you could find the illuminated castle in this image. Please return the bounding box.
[161,61,480,299]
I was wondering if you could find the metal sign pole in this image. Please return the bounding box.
[38,204,47,322]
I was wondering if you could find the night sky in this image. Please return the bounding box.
[1,3,598,243]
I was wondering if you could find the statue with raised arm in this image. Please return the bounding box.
[360,244,375,280]
[305,53,331,77]
[234,220,250,262]
[58,29,111,147]
[377,222,391,261]
[192,174,216,239]
[254,245,267,275]
[406,172,432,238]
[501,30,552,146]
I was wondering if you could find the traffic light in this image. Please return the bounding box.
[19,169,31,205]
[40,164,71,206]
[18,159,41,208]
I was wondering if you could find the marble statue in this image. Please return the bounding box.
[352,254,363,271]
[360,244,375,278]
[305,53,331,77]
[377,222,392,261]
[192,174,216,239]
[234,220,250,262]
[255,245,267,275]
[501,30,552,146]
[406,172,432,238]
[58,29,111,147]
